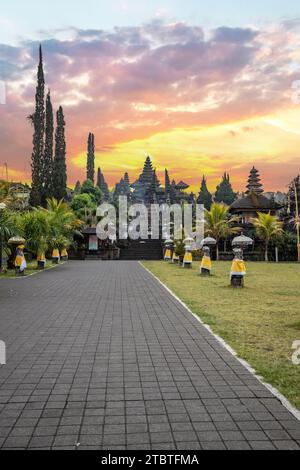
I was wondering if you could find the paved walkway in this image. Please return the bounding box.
[0,261,299,450]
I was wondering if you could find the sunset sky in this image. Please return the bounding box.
[0,0,300,192]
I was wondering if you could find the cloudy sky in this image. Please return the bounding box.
[0,0,300,191]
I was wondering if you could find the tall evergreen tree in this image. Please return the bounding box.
[165,169,170,202]
[74,180,81,194]
[86,133,95,183]
[42,90,54,204]
[29,45,45,206]
[52,106,67,200]
[215,173,236,205]
[96,167,110,201]
[246,167,264,195]
[197,176,212,210]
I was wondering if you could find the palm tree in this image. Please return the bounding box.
[42,198,83,251]
[251,212,283,262]
[205,203,239,260]
[20,209,50,265]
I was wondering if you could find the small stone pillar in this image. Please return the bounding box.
[200,237,216,276]
[230,233,253,288]
[164,239,173,261]
[200,246,212,276]
[183,237,194,268]
[230,248,246,287]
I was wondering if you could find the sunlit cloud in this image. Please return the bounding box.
[0,19,299,191]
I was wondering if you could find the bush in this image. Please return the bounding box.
[71,193,95,211]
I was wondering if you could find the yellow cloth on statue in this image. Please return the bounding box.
[201,255,212,271]
[61,248,68,257]
[230,260,246,276]
[164,249,171,260]
[183,252,192,263]
[172,252,179,260]
[52,248,59,258]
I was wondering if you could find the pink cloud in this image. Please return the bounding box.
[0,20,299,188]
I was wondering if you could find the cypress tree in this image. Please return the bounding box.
[97,167,110,200]
[52,106,67,200]
[86,133,95,183]
[42,89,54,204]
[74,181,81,194]
[197,176,212,210]
[215,173,236,205]
[29,45,45,206]
[165,169,170,202]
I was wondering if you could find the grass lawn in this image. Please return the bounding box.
[0,260,63,278]
[143,260,300,410]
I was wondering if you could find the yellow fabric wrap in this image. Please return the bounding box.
[52,248,59,258]
[201,255,212,270]
[164,249,171,259]
[61,248,68,257]
[172,253,179,260]
[37,252,46,262]
[230,260,246,276]
[184,252,192,263]
[15,254,24,267]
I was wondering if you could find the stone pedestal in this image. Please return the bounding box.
[231,275,244,288]
[201,268,210,276]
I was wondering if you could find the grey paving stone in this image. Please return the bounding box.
[102,434,126,446]
[3,436,31,448]
[0,260,299,450]
[9,427,35,437]
[78,435,101,446]
[29,436,54,448]
[249,440,276,450]
[126,424,148,434]
[265,429,292,440]
[242,430,269,441]
[274,440,300,450]
[173,431,197,442]
[219,430,245,441]
[151,443,176,450]
[176,442,202,450]
[201,441,226,450]
[52,435,78,447]
[225,441,251,450]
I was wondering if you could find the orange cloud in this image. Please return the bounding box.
[0,20,300,191]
